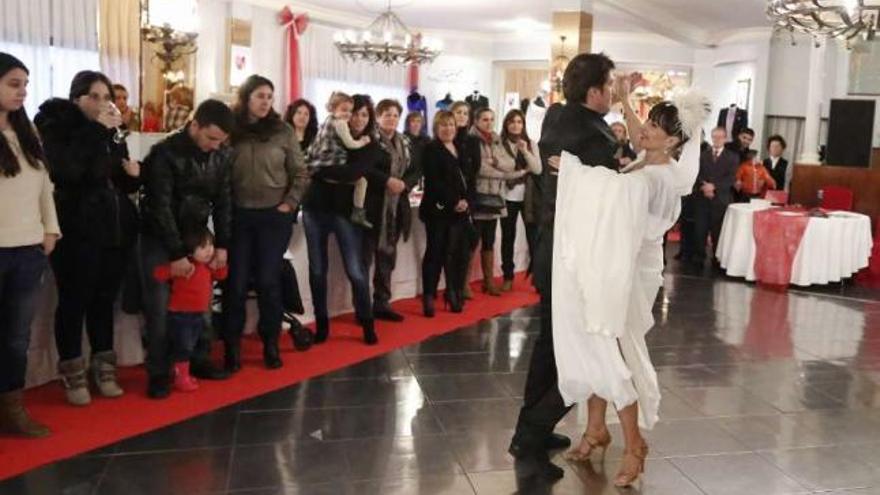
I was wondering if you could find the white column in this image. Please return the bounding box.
[798,41,826,164]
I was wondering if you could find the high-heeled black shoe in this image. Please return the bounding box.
[444,290,463,313]
[422,293,435,318]
[314,317,329,344]
[362,319,378,345]
[263,338,283,369]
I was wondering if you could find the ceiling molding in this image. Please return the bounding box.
[593,0,713,47]
[708,27,773,46]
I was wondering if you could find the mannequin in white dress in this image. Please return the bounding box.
[552,74,709,487]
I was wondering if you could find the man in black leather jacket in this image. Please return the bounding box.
[139,99,235,399]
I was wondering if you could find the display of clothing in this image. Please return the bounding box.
[524,97,547,144]
[435,93,454,111]
[717,104,748,142]
[407,90,428,132]
[465,91,489,112]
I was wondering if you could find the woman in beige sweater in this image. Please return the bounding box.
[0,53,60,438]
[470,108,527,295]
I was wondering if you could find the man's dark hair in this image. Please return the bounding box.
[739,127,756,138]
[767,134,787,149]
[182,226,214,253]
[193,99,235,134]
[562,53,615,104]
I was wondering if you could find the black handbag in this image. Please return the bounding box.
[473,193,505,215]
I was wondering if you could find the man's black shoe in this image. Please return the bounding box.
[147,374,170,399]
[508,442,565,481]
[544,433,571,451]
[374,308,404,322]
[190,361,231,380]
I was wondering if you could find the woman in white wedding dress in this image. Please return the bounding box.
[551,76,709,487]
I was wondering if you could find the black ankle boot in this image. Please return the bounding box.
[314,317,329,344]
[362,319,378,345]
[224,341,241,373]
[422,294,435,318]
[263,338,283,369]
[445,290,463,313]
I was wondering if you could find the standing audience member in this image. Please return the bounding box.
[112,83,139,131]
[735,149,776,200]
[164,84,193,131]
[301,95,390,346]
[35,71,139,406]
[404,111,430,156]
[470,108,527,296]
[153,228,227,392]
[420,111,470,316]
[363,99,421,322]
[610,121,638,167]
[764,135,790,192]
[0,53,59,437]
[498,109,541,291]
[691,127,739,266]
[284,99,318,153]
[726,127,755,161]
[450,101,481,299]
[225,75,309,372]
[140,99,236,399]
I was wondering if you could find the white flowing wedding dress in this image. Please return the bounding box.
[551,127,701,429]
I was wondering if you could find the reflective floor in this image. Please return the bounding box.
[3,261,880,494]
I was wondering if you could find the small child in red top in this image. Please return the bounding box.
[154,229,227,392]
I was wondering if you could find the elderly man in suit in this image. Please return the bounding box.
[693,127,740,266]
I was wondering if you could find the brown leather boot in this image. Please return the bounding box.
[501,279,514,292]
[480,251,501,296]
[0,390,50,438]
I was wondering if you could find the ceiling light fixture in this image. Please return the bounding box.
[333,1,442,66]
[767,0,880,45]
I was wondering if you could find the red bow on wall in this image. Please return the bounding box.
[278,7,309,104]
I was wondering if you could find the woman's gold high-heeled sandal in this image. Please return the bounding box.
[564,429,612,463]
[614,443,649,488]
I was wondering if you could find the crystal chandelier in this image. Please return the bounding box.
[333,4,442,66]
[767,1,880,43]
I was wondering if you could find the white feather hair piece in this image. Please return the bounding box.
[670,88,711,139]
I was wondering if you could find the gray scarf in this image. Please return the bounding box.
[377,131,411,251]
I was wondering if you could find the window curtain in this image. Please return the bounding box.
[98,0,140,105]
[0,0,99,116]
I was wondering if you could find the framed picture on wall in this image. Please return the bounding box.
[736,79,751,110]
[227,19,252,92]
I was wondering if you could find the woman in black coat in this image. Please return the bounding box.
[420,111,470,316]
[34,71,140,406]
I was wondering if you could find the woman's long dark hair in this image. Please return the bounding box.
[233,74,283,143]
[0,53,44,177]
[283,98,318,148]
[500,109,532,149]
[351,94,376,139]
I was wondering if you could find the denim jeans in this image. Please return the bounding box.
[139,234,213,378]
[0,245,48,392]
[50,239,126,361]
[224,207,293,343]
[167,312,204,362]
[302,209,372,322]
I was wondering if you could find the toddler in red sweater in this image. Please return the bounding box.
[154,229,227,392]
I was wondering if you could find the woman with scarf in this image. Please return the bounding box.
[470,108,527,295]
[498,109,541,291]
[363,99,422,322]
[224,75,309,371]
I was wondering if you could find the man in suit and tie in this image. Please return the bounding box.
[763,135,790,192]
[718,104,748,143]
[693,127,740,266]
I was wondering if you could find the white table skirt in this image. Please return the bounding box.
[716,203,874,286]
[25,210,533,389]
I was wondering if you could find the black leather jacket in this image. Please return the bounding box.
[140,128,233,260]
[35,98,139,248]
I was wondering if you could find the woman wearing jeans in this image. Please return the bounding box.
[497,109,541,290]
[0,53,60,437]
[302,95,401,345]
[225,75,309,371]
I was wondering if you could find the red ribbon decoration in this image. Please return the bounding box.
[752,208,810,288]
[278,7,309,104]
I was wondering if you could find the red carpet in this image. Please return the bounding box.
[0,274,538,480]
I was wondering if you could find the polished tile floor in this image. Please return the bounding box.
[3,264,880,494]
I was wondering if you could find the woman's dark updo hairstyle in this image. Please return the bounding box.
[233,74,283,143]
[648,101,688,154]
[0,52,44,177]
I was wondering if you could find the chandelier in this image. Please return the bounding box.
[333,4,442,66]
[141,0,198,76]
[767,1,880,43]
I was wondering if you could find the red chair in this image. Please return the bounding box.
[764,190,788,205]
[820,185,854,211]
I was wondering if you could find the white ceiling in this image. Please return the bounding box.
[283,0,772,45]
